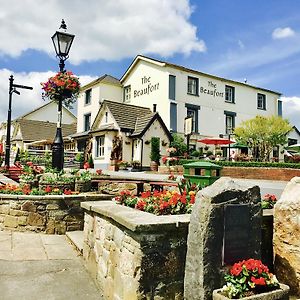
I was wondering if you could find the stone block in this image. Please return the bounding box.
[274,177,300,296]
[0,205,10,214]
[46,204,59,210]
[18,216,27,226]
[27,212,46,226]
[4,215,18,228]
[21,201,37,212]
[9,209,26,217]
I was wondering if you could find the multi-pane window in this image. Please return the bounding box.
[185,104,200,133]
[124,85,131,102]
[187,76,199,96]
[96,135,105,157]
[224,111,236,135]
[170,102,177,132]
[169,75,176,100]
[257,93,266,110]
[85,89,91,105]
[84,113,91,131]
[225,85,235,103]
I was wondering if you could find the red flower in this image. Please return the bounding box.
[230,263,243,276]
[63,189,72,195]
[83,162,90,169]
[44,185,52,193]
[135,199,147,211]
[96,169,102,175]
[141,191,151,198]
[251,276,266,286]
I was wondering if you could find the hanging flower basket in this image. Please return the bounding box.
[41,71,80,108]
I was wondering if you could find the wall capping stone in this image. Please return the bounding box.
[81,200,190,233]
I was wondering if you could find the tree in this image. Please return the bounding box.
[150,137,161,163]
[234,115,292,162]
[169,133,187,157]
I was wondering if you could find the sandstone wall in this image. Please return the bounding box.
[0,194,110,234]
[82,201,190,300]
[274,177,300,296]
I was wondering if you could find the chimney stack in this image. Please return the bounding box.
[153,104,157,112]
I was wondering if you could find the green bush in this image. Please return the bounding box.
[150,137,161,163]
[177,159,300,169]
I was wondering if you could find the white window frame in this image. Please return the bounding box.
[257,93,266,110]
[96,135,105,157]
[84,113,91,131]
[124,85,131,102]
[225,85,235,103]
[187,76,199,96]
[225,115,233,134]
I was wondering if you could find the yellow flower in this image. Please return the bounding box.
[189,191,195,196]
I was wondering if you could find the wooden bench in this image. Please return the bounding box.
[149,181,178,192]
[91,179,144,195]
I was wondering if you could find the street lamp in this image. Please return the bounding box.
[51,19,75,170]
[5,75,33,168]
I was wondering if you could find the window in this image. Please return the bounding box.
[170,102,177,132]
[224,111,236,134]
[185,104,200,133]
[124,85,131,102]
[288,138,297,146]
[225,85,235,103]
[257,93,266,110]
[96,135,105,157]
[278,100,282,116]
[85,89,91,105]
[187,76,199,96]
[84,113,91,131]
[105,112,108,123]
[169,75,176,100]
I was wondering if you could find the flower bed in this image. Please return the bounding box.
[114,179,200,215]
[261,194,277,209]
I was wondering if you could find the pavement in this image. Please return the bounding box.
[0,230,102,300]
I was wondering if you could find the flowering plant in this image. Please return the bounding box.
[261,193,277,209]
[162,156,178,166]
[41,71,80,108]
[221,259,279,298]
[114,178,200,215]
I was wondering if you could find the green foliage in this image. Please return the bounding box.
[234,115,292,162]
[88,155,94,168]
[169,133,187,156]
[150,137,161,162]
[178,158,300,169]
[75,152,84,162]
[76,170,91,182]
[191,150,200,157]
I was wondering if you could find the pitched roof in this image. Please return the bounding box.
[81,74,121,91]
[132,113,156,136]
[13,119,77,142]
[103,100,153,131]
[121,55,281,96]
[17,100,76,120]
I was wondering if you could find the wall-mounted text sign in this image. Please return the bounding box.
[200,80,224,98]
[134,76,159,98]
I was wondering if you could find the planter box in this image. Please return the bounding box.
[39,181,75,191]
[75,180,91,193]
[212,283,289,300]
[81,201,190,300]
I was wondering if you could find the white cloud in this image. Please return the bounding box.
[281,96,300,128]
[0,69,95,122]
[238,40,245,49]
[0,0,205,64]
[272,27,295,39]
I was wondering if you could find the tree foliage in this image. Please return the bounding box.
[170,133,187,156]
[234,115,292,162]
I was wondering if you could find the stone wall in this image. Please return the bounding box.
[82,201,190,300]
[0,194,111,234]
[274,177,300,296]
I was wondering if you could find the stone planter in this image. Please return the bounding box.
[212,283,290,300]
[75,180,91,193]
[39,181,75,192]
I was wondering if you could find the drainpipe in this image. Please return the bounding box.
[140,138,144,171]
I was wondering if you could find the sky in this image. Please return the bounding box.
[0,0,300,128]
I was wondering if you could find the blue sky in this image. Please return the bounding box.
[0,0,300,127]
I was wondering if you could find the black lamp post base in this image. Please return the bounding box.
[52,127,64,171]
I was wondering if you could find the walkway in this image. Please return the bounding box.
[0,230,102,300]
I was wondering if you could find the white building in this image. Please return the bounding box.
[76,55,283,166]
[120,55,282,146]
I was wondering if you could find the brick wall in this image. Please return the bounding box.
[222,167,300,181]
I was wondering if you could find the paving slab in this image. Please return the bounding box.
[0,230,103,299]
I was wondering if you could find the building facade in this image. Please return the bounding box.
[120,56,282,146]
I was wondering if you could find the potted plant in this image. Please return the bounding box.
[75,170,92,192]
[213,259,289,299]
[150,137,161,171]
[41,71,80,108]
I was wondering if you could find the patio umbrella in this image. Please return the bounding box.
[198,137,234,145]
[230,142,248,148]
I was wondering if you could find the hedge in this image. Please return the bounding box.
[178,159,300,169]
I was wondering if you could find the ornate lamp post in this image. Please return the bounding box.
[51,19,75,170]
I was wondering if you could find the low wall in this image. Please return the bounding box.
[0,193,111,234]
[160,165,300,181]
[82,201,190,300]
